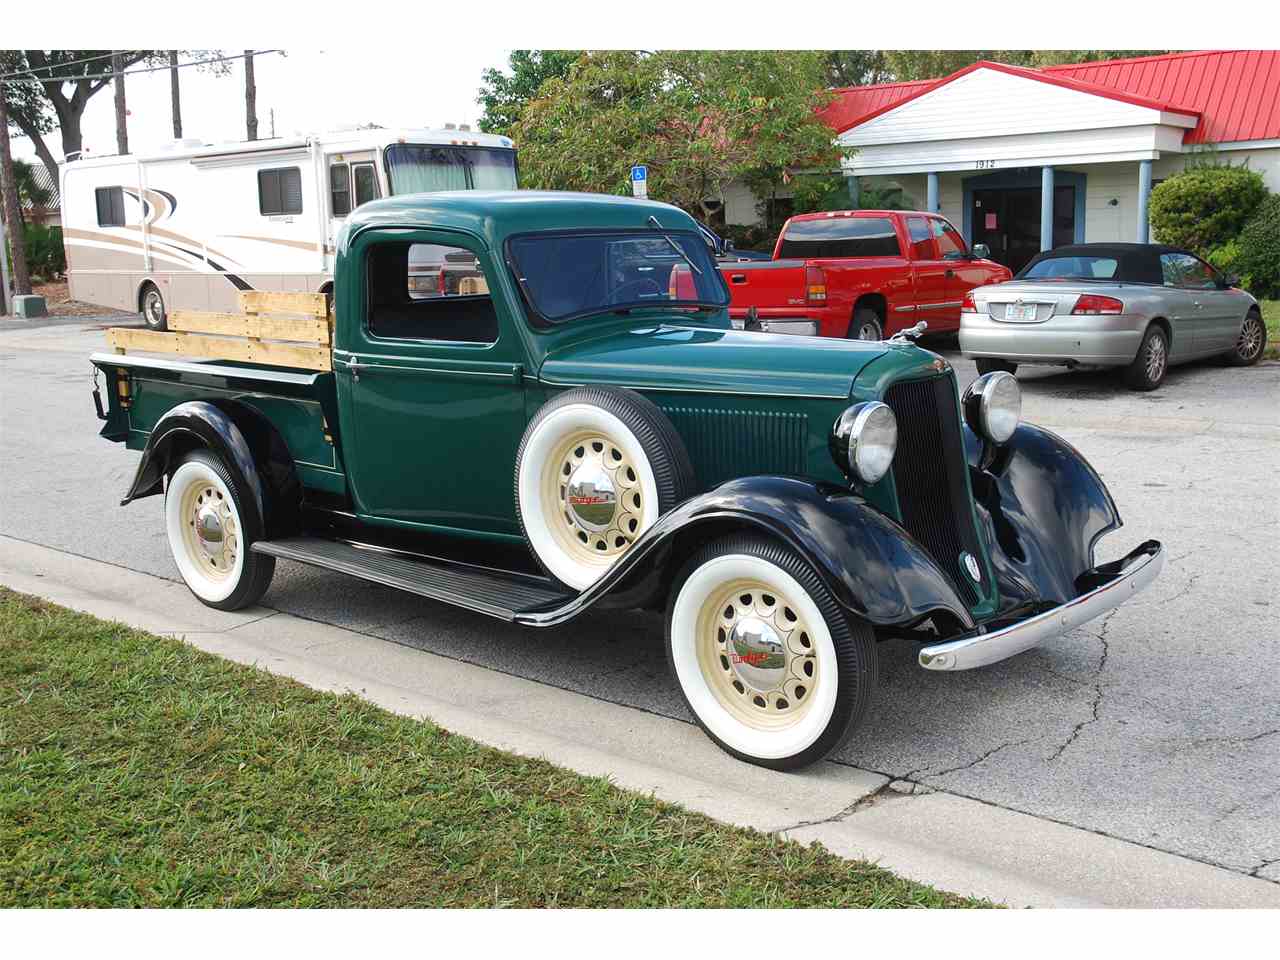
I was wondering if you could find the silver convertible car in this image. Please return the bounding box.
[960,243,1265,390]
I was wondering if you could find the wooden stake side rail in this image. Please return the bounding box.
[105,291,333,372]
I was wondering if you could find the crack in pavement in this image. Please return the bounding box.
[1181,728,1280,751]
[1047,608,1117,763]
[921,736,1043,779]
[1251,858,1280,878]
[1220,783,1280,821]
[773,781,907,833]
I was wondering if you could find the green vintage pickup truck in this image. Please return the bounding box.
[90,191,1164,769]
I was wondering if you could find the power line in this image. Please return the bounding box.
[0,50,283,87]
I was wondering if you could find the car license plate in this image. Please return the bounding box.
[1005,302,1038,322]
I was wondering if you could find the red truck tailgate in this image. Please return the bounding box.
[719,260,811,320]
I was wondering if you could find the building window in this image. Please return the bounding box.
[258,167,303,216]
[95,186,126,227]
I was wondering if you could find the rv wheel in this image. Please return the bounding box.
[141,283,168,331]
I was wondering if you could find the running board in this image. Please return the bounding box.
[252,537,571,622]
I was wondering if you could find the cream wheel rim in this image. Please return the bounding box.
[177,477,238,582]
[695,578,820,731]
[543,430,645,565]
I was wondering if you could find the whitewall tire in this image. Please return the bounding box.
[516,387,694,591]
[165,449,275,610]
[666,535,876,770]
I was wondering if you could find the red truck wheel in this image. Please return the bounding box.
[850,308,883,341]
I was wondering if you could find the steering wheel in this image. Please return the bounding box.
[611,278,664,304]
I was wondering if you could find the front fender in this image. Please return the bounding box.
[520,475,974,630]
[966,422,1122,616]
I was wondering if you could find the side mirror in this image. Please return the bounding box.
[1223,274,1240,289]
[724,239,736,252]
[972,243,992,260]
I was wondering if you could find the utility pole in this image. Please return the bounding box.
[112,51,129,155]
[170,50,182,139]
[244,51,258,141]
[270,108,275,139]
[0,87,33,304]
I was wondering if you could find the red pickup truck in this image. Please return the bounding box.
[717,210,1011,340]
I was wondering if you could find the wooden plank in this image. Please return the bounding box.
[169,310,330,343]
[238,290,327,317]
[106,327,331,371]
[458,276,490,295]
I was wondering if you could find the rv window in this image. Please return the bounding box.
[258,167,303,216]
[95,186,126,227]
[353,163,379,208]
[330,164,352,217]
[367,241,497,344]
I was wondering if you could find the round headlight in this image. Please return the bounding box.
[831,401,897,484]
[964,371,1021,444]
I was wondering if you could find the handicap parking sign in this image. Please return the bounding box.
[631,165,648,198]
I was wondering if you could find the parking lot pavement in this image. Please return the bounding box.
[2,318,1277,883]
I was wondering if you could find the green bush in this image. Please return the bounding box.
[1148,164,1267,254]
[22,223,66,281]
[1235,194,1280,299]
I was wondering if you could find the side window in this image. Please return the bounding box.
[1161,252,1217,289]
[95,186,126,227]
[906,216,934,259]
[258,167,303,216]
[930,218,967,259]
[330,163,352,217]
[368,241,496,344]
[352,163,380,207]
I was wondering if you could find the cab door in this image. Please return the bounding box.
[929,216,979,331]
[903,215,949,324]
[334,228,529,537]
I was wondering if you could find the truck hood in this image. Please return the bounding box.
[539,323,888,400]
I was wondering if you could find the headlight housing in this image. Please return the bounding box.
[830,401,897,484]
[963,371,1021,444]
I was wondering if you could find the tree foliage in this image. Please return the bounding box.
[478,50,583,135]
[512,51,839,221]
[879,50,1169,81]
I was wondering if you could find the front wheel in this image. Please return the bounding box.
[975,358,1018,376]
[1227,311,1265,367]
[665,535,877,770]
[165,449,275,610]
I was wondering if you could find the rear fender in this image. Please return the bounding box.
[523,475,975,631]
[122,400,301,538]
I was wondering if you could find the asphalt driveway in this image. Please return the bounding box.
[2,316,1277,882]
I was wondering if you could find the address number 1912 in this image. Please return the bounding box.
[974,160,996,169]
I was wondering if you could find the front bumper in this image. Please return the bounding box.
[959,309,1148,366]
[918,540,1164,671]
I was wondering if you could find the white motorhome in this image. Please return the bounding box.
[60,127,517,327]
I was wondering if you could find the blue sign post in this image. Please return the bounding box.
[630,165,648,199]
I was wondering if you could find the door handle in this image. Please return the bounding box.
[338,357,362,381]
[731,274,747,284]
[945,269,955,278]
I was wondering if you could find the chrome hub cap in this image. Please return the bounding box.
[699,580,818,729]
[180,482,237,579]
[550,435,643,560]
[1238,317,1263,360]
[1146,334,1166,382]
[145,292,163,323]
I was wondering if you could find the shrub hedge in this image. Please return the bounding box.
[1148,165,1267,254]
[1235,195,1280,299]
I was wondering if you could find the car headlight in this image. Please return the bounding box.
[830,401,897,484]
[963,371,1021,444]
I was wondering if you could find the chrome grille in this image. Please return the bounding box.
[883,375,984,606]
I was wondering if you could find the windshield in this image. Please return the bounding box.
[508,231,729,323]
[1020,254,1119,281]
[385,144,518,194]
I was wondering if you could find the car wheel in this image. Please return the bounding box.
[516,386,694,592]
[1227,311,1266,367]
[666,534,876,770]
[165,449,275,610]
[1124,324,1169,391]
[975,358,1018,376]
[849,308,883,341]
[141,283,167,331]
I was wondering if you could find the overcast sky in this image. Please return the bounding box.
[11,49,509,163]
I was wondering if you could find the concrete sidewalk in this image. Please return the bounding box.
[3,534,1277,908]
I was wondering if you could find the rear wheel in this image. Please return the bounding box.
[849,308,883,341]
[1227,311,1265,367]
[140,283,167,331]
[165,449,275,610]
[666,535,877,770]
[1124,324,1169,391]
[975,358,1018,376]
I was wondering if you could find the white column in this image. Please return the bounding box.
[1136,159,1153,243]
[846,175,859,208]
[926,173,939,213]
[1040,166,1055,251]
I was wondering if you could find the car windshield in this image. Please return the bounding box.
[507,231,729,323]
[385,144,517,193]
[1020,255,1119,281]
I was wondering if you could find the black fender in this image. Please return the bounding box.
[521,475,975,631]
[122,400,302,539]
[965,422,1121,617]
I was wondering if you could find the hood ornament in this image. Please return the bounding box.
[889,320,928,343]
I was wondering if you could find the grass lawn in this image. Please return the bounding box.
[1260,300,1279,360]
[0,588,988,908]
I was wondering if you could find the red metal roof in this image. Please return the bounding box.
[824,51,1280,146]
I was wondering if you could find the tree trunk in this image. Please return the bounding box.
[244,51,258,142]
[0,90,34,297]
[170,50,182,139]
[9,111,62,190]
[112,51,129,155]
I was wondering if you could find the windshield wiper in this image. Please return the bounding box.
[647,215,702,275]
